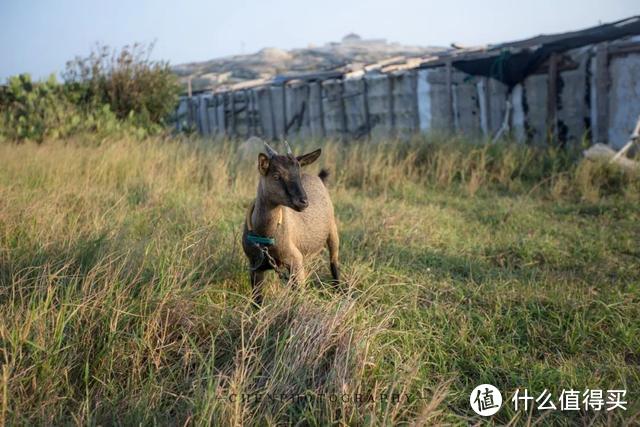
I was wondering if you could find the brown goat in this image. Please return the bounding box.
[242,140,340,305]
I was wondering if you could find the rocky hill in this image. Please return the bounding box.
[173,34,446,92]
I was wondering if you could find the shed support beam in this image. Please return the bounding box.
[547,53,558,143]
[363,78,371,139]
[595,43,609,144]
[445,60,454,132]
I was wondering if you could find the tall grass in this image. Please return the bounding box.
[0,136,638,425]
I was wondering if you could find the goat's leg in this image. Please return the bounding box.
[327,225,340,284]
[250,270,266,306]
[288,248,306,286]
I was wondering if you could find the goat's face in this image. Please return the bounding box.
[257,149,321,212]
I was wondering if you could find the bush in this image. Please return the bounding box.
[0,74,143,143]
[63,43,181,130]
[0,74,75,141]
[0,43,180,143]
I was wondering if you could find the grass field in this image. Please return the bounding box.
[0,136,639,425]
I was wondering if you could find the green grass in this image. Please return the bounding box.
[0,136,639,425]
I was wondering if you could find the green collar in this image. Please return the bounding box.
[245,200,282,247]
[247,232,276,246]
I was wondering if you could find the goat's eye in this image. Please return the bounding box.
[273,173,280,181]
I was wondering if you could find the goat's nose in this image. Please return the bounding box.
[299,198,309,208]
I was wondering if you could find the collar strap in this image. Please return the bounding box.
[247,232,276,246]
[245,200,283,246]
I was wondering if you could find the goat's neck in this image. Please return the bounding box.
[252,185,282,237]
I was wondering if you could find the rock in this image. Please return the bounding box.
[583,143,639,171]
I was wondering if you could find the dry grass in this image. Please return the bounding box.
[0,136,639,425]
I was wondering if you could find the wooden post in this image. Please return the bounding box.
[363,77,371,139]
[252,90,263,137]
[445,60,454,132]
[188,98,194,130]
[251,89,257,137]
[198,97,204,135]
[267,88,276,140]
[187,78,196,132]
[282,84,287,138]
[547,53,559,142]
[203,96,210,136]
[211,95,218,135]
[318,83,326,138]
[250,90,260,137]
[220,94,227,135]
[229,92,236,138]
[245,89,253,137]
[480,77,491,137]
[304,83,311,137]
[186,78,193,130]
[411,71,420,132]
[244,90,250,137]
[339,81,348,140]
[388,75,396,136]
[595,43,609,143]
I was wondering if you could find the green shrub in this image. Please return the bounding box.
[0,43,180,143]
[0,74,144,143]
[63,43,181,130]
[0,74,76,141]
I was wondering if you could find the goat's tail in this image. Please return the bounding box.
[318,169,330,185]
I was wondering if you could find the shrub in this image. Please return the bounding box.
[0,43,180,143]
[0,74,77,141]
[63,43,181,130]
[0,74,147,143]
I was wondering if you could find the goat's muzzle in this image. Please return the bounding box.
[292,197,309,211]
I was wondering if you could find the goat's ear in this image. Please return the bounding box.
[258,153,270,175]
[297,149,321,167]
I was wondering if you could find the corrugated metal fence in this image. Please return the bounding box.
[175,38,640,148]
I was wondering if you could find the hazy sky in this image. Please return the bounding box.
[1,0,638,81]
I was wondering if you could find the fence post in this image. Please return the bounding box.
[229,92,236,138]
[445,60,454,133]
[282,84,287,138]
[388,74,396,136]
[547,52,559,142]
[363,77,371,140]
[595,43,609,143]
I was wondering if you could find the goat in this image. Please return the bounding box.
[242,140,340,305]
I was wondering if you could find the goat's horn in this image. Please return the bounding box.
[283,139,293,155]
[263,141,278,158]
